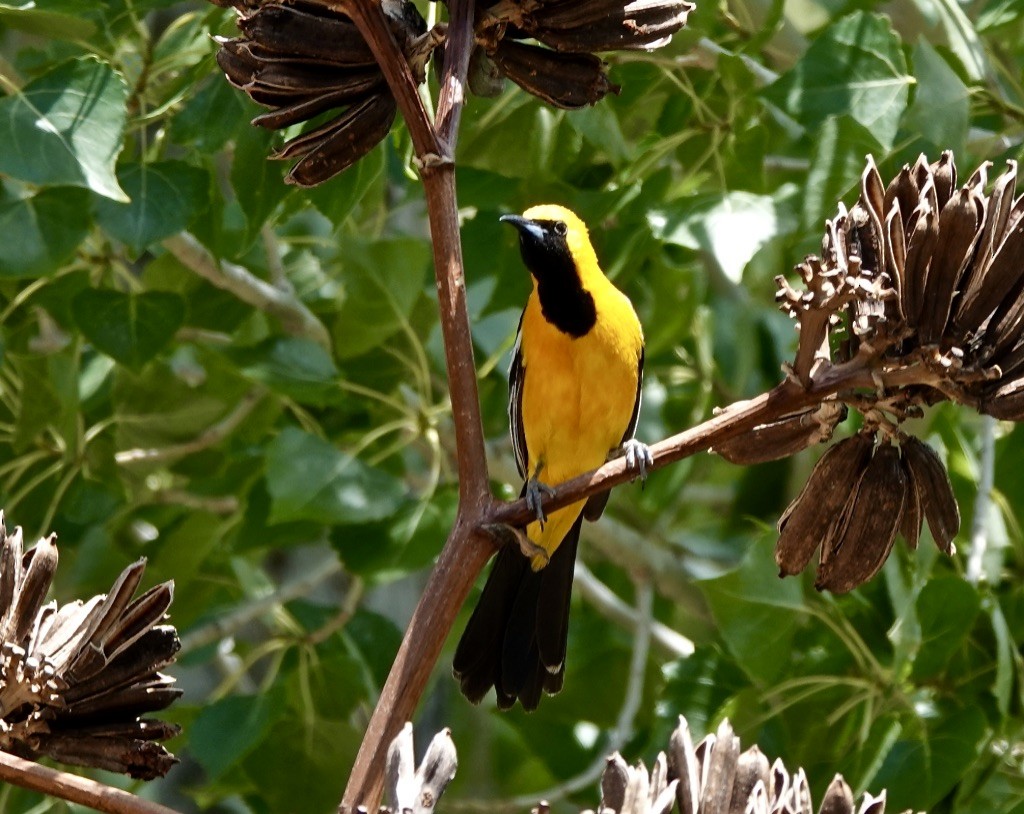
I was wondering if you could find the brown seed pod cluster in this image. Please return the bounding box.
[210,0,694,183]
[775,433,959,593]
[211,0,435,186]
[760,152,1024,593]
[0,513,181,779]
[369,717,900,814]
[578,717,894,814]
[473,0,695,109]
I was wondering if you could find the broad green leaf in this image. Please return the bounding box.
[265,427,407,525]
[765,12,913,150]
[333,237,430,359]
[169,75,251,153]
[0,186,90,277]
[0,57,128,200]
[230,124,290,244]
[903,40,970,155]
[909,0,987,79]
[649,187,797,283]
[306,142,385,225]
[700,536,804,683]
[802,116,882,230]
[94,161,210,253]
[227,337,339,407]
[0,1,95,39]
[871,706,987,811]
[910,576,980,679]
[242,719,360,814]
[71,289,185,370]
[190,690,284,781]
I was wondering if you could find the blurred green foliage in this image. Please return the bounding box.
[1,1,1023,812]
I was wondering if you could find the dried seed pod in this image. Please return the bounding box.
[817,776,854,814]
[668,716,701,814]
[1,518,180,778]
[701,720,741,814]
[919,186,984,343]
[900,194,939,330]
[982,377,1024,420]
[899,450,922,550]
[715,403,844,465]
[488,40,619,109]
[815,443,906,594]
[930,151,957,212]
[775,434,874,577]
[529,0,694,52]
[731,747,771,814]
[901,437,959,553]
[278,93,398,187]
[237,3,377,65]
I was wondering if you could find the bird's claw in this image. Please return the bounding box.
[525,477,556,525]
[617,439,653,482]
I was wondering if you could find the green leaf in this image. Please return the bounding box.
[0,186,90,277]
[333,237,430,359]
[0,1,96,40]
[903,40,970,155]
[870,705,987,811]
[230,124,290,244]
[94,161,210,253]
[242,718,360,814]
[802,116,883,230]
[911,576,980,679]
[227,337,339,407]
[190,690,284,782]
[649,188,797,283]
[265,427,407,525]
[700,536,804,683]
[0,57,129,200]
[71,289,185,370]
[765,12,913,151]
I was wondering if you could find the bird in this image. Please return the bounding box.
[453,203,651,710]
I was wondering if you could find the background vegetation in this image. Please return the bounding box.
[1,0,1024,811]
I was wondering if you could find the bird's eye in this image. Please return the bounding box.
[553,221,568,236]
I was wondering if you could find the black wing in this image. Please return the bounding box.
[582,346,644,522]
[508,311,528,480]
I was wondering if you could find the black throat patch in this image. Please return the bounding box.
[518,221,597,338]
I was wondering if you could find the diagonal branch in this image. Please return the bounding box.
[0,751,182,814]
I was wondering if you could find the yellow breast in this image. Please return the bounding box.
[519,280,643,563]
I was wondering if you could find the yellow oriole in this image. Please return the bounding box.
[453,204,649,710]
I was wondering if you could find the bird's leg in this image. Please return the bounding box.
[525,460,555,526]
[482,524,551,568]
[612,438,654,482]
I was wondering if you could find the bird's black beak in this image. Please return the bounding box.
[500,214,546,244]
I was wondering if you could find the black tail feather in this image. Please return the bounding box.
[452,515,583,710]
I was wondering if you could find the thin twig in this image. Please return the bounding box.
[967,414,997,584]
[163,233,331,350]
[116,389,264,465]
[181,556,344,653]
[0,751,183,814]
[574,561,693,659]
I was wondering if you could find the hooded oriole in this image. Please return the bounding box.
[453,204,649,710]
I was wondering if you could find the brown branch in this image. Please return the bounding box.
[339,1,492,811]
[0,751,182,814]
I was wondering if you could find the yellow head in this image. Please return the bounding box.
[500,204,604,290]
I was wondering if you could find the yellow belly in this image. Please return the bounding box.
[519,289,642,569]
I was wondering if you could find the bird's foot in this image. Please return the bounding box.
[482,523,550,567]
[525,477,556,525]
[615,439,654,482]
